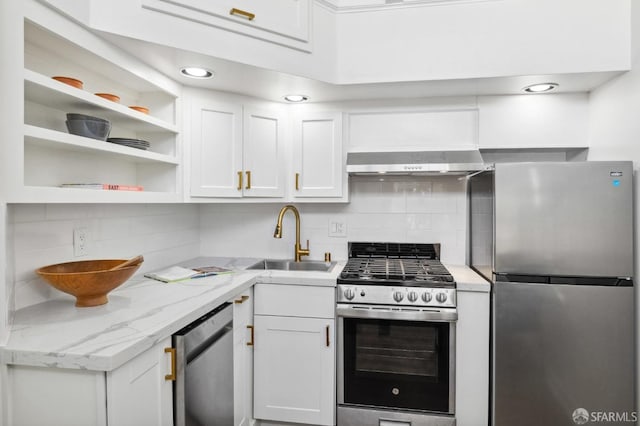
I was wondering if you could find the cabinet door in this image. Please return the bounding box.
[190,99,243,197]
[144,0,310,45]
[232,288,255,426]
[106,337,174,426]
[254,315,335,426]
[242,107,285,198]
[293,112,344,198]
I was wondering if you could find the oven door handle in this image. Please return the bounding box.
[336,304,457,322]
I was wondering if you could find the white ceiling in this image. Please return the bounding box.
[104,33,623,104]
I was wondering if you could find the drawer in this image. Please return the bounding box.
[254,283,335,319]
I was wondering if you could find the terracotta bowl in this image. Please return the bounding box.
[36,259,143,307]
[52,76,84,89]
[129,105,149,114]
[95,93,120,103]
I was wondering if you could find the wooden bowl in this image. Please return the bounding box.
[95,93,120,103]
[52,76,84,89]
[129,106,149,114]
[36,259,143,307]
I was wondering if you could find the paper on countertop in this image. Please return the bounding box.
[144,266,199,283]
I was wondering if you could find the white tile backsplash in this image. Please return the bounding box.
[7,175,468,316]
[7,204,201,313]
[200,175,467,264]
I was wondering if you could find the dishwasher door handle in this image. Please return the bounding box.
[247,325,254,346]
[165,347,176,381]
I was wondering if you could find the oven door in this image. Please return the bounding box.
[337,304,456,415]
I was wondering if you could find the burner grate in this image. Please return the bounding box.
[339,258,454,283]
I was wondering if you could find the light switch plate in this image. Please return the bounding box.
[328,217,347,237]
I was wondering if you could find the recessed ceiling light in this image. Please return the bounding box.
[180,67,214,79]
[284,94,309,102]
[523,82,558,93]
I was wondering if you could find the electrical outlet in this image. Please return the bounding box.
[328,218,347,237]
[73,227,88,257]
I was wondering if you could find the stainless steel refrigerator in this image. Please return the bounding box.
[469,161,635,426]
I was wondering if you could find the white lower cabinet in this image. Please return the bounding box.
[6,337,174,426]
[253,283,336,426]
[107,337,174,426]
[231,288,255,426]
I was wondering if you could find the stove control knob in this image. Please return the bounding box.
[407,291,418,302]
[344,288,356,301]
[422,292,433,303]
[436,292,448,303]
[393,291,404,303]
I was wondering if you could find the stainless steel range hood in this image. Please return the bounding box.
[346,150,487,175]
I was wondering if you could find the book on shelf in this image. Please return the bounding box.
[145,265,233,283]
[60,183,144,191]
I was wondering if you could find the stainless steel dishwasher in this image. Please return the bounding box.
[173,302,234,426]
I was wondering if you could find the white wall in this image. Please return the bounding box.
[200,175,467,264]
[7,204,200,314]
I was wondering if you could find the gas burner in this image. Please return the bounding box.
[338,242,456,306]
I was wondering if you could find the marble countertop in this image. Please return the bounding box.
[1,257,344,372]
[445,264,491,293]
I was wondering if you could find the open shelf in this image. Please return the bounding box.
[24,125,179,165]
[25,69,179,134]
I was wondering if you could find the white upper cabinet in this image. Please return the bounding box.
[4,1,183,203]
[188,93,285,199]
[243,107,286,198]
[348,108,478,152]
[292,112,345,198]
[141,0,311,51]
[478,93,589,149]
[190,99,243,198]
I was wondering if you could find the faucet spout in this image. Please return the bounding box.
[274,205,310,262]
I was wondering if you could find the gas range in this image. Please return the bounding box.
[337,242,456,307]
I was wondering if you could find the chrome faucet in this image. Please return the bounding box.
[274,205,310,262]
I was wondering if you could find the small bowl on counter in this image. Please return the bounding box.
[66,113,111,141]
[36,258,144,307]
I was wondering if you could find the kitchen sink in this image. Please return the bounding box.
[247,259,337,272]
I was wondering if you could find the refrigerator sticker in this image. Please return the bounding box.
[610,171,623,177]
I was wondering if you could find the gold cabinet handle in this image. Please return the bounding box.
[246,171,251,190]
[164,347,176,381]
[295,173,300,191]
[230,8,255,21]
[234,295,250,304]
[237,171,243,191]
[247,325,254,346]
[325,325,330,347]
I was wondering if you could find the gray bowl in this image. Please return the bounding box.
[66,119,111,141]
[66,113,110,123]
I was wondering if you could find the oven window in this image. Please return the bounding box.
[342,318,451,413]
[355,321,439,377]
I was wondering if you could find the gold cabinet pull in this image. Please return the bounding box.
[325,325,330,347]
[295,173,300,191]
[164,347,176,381]
[246,170,251,189]
[230,8,255,21]
[234,295,250,304]
[247,325,254,346]
[237,171,243,191]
